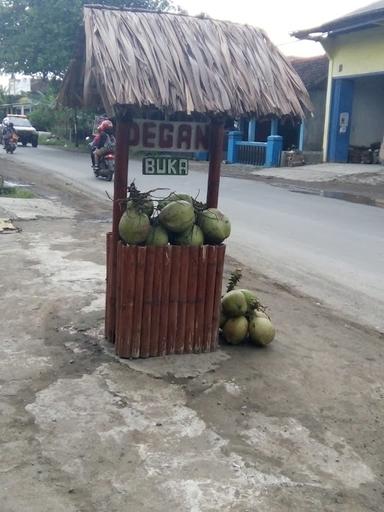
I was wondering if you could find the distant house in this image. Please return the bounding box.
[289,55,328,152]
[294,1,384,163]
[8,74,31,95]
[238,56,328,157]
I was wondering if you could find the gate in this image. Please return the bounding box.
[236,141,267,166]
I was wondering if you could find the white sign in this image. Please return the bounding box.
[128,120,210,152]
[142,157,189,175]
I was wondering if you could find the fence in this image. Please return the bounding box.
[236,141,267,166]
[196,131,282,167]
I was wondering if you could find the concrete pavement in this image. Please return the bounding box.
[252,162,384,182]
[1,163,384,511]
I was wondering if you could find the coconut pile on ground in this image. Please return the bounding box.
[220,269,276,347]
[118,183,231,246]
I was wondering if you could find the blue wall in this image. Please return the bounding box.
[328,78,354,162]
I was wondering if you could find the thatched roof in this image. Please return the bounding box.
[290,55,328,90]
[59,5,312,119]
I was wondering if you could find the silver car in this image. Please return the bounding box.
[1,115,39,147]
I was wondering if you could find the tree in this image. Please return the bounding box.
[0,86,6,104]
[0,0,173,77]
[0,86,8,119]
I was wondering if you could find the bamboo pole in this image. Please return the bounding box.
[206,120,224,208]
[108,119,130,341]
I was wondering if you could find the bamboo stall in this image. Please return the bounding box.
[59,5,311,358]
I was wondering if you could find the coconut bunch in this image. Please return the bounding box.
[118,185,231,247]
[220,271,276,347]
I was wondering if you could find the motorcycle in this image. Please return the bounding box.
[86,136,115,181]
[94,152,115,181]
[4,133,18,154]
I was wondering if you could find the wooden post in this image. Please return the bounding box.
[207,119,225,208]
[299,120,305,151]
[109,118,130,341]
[270,118,278,136]
[248,117,257,142]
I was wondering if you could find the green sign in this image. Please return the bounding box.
[142,156,189,175]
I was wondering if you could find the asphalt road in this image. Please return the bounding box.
[7,145,384,332]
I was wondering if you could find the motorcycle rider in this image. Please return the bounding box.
[92,120,115,170]
[2,120,17,149]
[89,127,101,168]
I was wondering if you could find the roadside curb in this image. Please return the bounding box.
[288,185,384,209]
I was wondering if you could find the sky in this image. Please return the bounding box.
[0,0,374,88]
[176,0,374,57]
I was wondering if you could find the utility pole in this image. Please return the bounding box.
[74,108,79,148]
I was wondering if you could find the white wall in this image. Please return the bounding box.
[8,76,31,95]
[350,74,384,146]
[304,87,326,151]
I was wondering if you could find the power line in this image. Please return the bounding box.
[277,39,321,47]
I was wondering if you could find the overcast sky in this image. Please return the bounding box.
[0,0,373,87]
[177,0,372,57]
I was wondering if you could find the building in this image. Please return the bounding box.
[294,1,384,163]
[8,74,31,96]
[223,56,328,167]
[289,55,328,152]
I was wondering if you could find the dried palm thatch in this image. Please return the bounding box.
[59,5,312,118]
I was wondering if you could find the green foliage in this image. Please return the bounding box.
[28,89,57,131]
[226,268,242,293]
[0,86,7,118]
[28,85,95,141]
[28,107,55,132]
[0,86,6,104]
[0,0,173,77]
[0,185,34,198]
[75,109,97,139]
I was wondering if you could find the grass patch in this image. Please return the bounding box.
[0,186,34,198]
[39,134,88,151]
[39,134,63,146]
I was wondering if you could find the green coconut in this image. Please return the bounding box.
[238,289,259,309]
[145,225,169,246]
[249,309,269,320]
[222,316,248,345]
[219,310,227,329]
[159,200,195,233]
[249,316,275,346]
[173,225,204,246]
[119,208,150,245]
[127,198,154,218]
[158,193,193,210]
[198,208,231,244]
[221,290,247,318]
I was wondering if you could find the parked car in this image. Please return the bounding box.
[1,115,39,147]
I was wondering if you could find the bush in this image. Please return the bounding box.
[29,106,55,131]
[26,87,101,143]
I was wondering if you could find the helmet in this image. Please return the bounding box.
[98,120,113,132]
[3,118,9,126]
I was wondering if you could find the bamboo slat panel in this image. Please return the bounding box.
[104,233,114,341]
[115,246,137,357]
[158,246,172,356]
[185,246,199,353]
[166,245,181,355]
[149,247,163,357]
[211,244,226,350]
[176,247,190,354]
[108,240,225,358]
